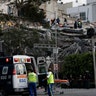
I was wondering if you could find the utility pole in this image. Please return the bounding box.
[92,36,96,88]
[53,11,58,79]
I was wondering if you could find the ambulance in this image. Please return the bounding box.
[0,55,37,96]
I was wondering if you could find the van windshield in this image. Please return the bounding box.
[15,64,26,75]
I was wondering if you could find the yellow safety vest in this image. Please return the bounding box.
[28,72,37,83]
[47,72,54,84]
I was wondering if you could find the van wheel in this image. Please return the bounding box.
[0,90,7,96]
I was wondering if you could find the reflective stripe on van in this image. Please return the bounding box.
[17,75,27,78]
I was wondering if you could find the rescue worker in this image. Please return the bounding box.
[43,68,54,96]
[28,69,37,96]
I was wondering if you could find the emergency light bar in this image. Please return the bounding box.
[14,58,31,63]
[14,58,20,63]
[0,55,32,64]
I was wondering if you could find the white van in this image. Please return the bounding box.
[0,55,37,96]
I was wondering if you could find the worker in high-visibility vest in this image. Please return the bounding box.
[43,68,54,96]
[28,69,37,96]
[47,68,54,96]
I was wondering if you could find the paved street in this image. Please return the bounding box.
[37,87,96,96]
[7,88,96,96]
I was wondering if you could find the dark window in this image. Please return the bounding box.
[8,6,11,15]
[2,66,8,74]
[80,12,86,20]
[38,65,46,73]
[15,64,26,75]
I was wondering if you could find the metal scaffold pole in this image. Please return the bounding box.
[53,11,59,79]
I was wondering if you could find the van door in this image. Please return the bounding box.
[13,64,28,91]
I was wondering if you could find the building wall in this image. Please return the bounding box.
[57,0,86,7]
[0,0,28,16]
[40,0,73,24]
[57,2,72,24]
[92,4,96,22]
[46,0,58,19]
[40,0,58,21]
[0,3,8,14]
[73,0,86,7]
[0,0,13,14]
[58,2,72,14]
[87,5,92,22]
[67,4,96,23]
[87,0,96,4]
